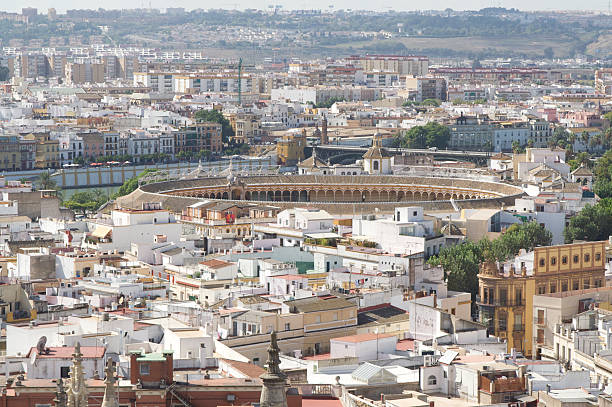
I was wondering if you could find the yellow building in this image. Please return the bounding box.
[478,241,606,357]
[228,113,262,144]
[23,133,60,169]
[276,129,306,166]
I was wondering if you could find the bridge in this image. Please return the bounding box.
[314,145,492,165]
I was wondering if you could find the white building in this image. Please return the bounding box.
[85,204,182,252]
[330,333,398,362]
[25,345,105,379]
[352,207,447,257]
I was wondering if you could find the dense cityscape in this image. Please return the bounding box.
[3,5,612,407]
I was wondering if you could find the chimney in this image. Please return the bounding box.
[163,351,174,384]
[129,351,140,384]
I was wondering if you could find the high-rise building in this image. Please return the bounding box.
[21,7,37,18]
[348,54,429,76]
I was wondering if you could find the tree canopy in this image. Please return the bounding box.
[564,198,612,243]
[594,149,612,198]
[111,169,158,199]
[64,190,109,213]
[394,122,450,149]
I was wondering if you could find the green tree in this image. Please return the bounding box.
[313,97,345,109]
[37,171,58,190]
[194,109,234,143]
[396,122,450,149]
[568,152,590,171]
[421,98,441,107]
[64,189,109,213]
[512,140,524,154]
[593,149,612,198]
[111,169,158,199]
[564,198,612,242]
[428,240,483,299]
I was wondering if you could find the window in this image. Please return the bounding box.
[428,375,437,386]
[562,256,568,264]
[549,282,556,293]
[595,279,603,288]
[596,253,601,261]
[60,366,70,378]
[539,258,545,267]
[562,281,568,292]
[551,257,557,265]
[538,285,546,295]
[574,255,579,264]
[585,254,590,262]
[373,161,379,171]
[584,279,590,289]
[498,311,507,331]
[573,280,579,290]
[285,323,291,331]
[140,364,150,375]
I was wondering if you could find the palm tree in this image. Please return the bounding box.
[37,171,58,190]
[581,131,590,148]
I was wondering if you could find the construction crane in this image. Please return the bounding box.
[238,57,243,106]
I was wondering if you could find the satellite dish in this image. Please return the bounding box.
[36,336,47,354]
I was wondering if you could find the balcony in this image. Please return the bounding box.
[477,299,525,307]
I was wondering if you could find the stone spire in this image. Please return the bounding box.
[53,378,67,407]
[67,343,88,407]
[259,331,287,407]
[101,359,119,407]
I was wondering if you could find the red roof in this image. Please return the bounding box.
[302,398,343,407]
[396,339,415,352]
[27,346,105,359]
[302,353,331,361]
[219,358,266,378]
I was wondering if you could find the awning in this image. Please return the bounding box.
[91,225,112,239]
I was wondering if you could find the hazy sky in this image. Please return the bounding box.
[3,0,611,13]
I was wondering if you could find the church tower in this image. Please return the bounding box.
[321,116,328,145]
[53,378,67,407]
[259,332,287,407]
[67,343,88,407]
[101,359,119,407]
[363,133,392,174]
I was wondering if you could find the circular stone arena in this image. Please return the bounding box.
[117,174,524,215]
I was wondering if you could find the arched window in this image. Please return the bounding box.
[428,375,437,385]
[373,160,379,171]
